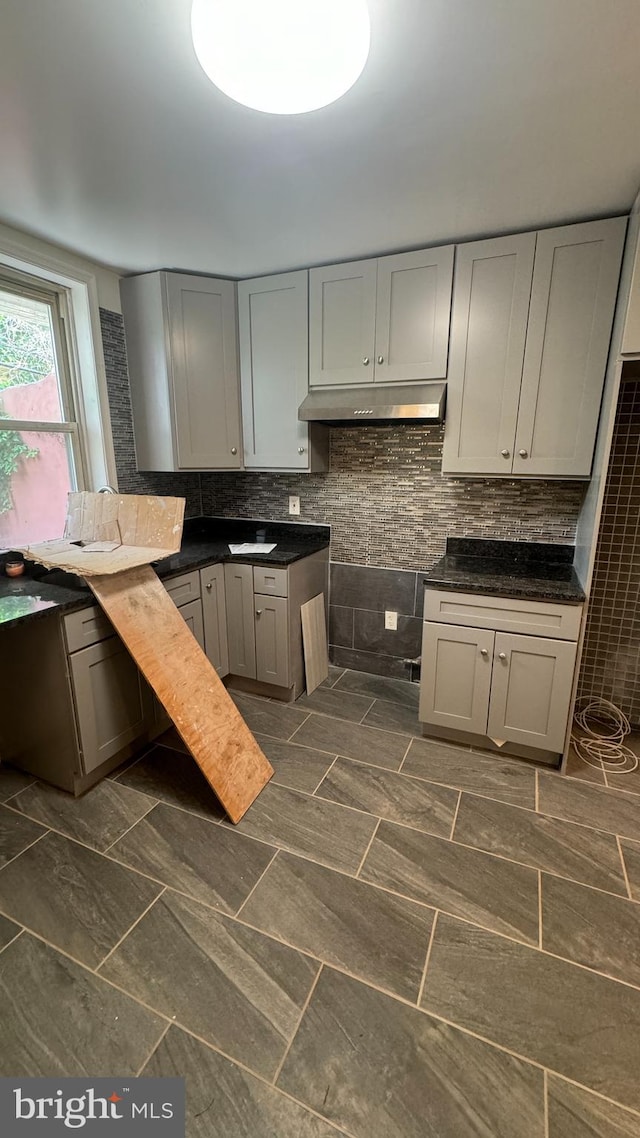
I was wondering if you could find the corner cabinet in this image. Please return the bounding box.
[442,217,626,478]
[309,245,454,386]
[419,590,582,756]
[238,271,328,471]
[120,271,243,471]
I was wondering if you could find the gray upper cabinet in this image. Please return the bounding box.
[442,233,536,475]
[309,247,453,387]
[374,246,454,382]
[309,259,377,386]
[513,218,626,476]
[120,271,242,471]
[443,217,626,478]
[238,270,328,471]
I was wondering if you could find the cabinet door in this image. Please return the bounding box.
[152,598,207,733]
[201,564,229,677]
[239,271,311,469]
[442,233,536,475]
[255,594,289,688]
[374,246,454,382]
[70,637,152,774]
[419,622,494,735]
[164,273,242,469]
[488,633,577,753]
[309,260,377,386]
[514,218,626,477]
[224,563,256,678]
[178,599,205,651]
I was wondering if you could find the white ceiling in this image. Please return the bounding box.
[1,0,640,278]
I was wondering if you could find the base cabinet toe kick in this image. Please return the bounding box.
[418,589,583,762]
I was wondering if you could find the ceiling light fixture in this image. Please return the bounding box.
[191,0,371,115]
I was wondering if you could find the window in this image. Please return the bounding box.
[0,269,88,548]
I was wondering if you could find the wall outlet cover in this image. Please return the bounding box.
[385,610,398,631]
[289,496,301,516]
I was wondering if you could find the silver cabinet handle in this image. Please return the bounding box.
[480,648,488,657]
[501,449,510,458]
[362,357,370,365]
[230,447,237,455]
[256,609,263,615]
[377,355,384,364]
[498,652,507,661]
[519,449,528,458]
[205,582,212,591]
[298,447,305,454]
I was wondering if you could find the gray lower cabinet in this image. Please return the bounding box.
[255,594,289,687]
[420,591,581,756]
[201,563,229,677]
[487,632,577,752]
[224,563,289,688]
[224,551,328,697]
[224,563,257,678]
[419,622,494,736]
[69,636,154,775]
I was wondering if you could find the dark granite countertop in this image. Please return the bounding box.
[423,538,586,604]
[0,516,330,631]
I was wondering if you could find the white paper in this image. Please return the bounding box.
[228,542,277,554]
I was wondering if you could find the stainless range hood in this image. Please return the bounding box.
[298,382,446,425]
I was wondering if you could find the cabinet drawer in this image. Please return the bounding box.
[423,589,582,641]
[163,570,201,606]
[253,566,288,597]
[64,570,203,653]
[64,606,113,654]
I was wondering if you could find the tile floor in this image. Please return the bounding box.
[1,666,640,1135]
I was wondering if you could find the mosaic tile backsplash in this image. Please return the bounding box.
[200,431,585,571]
[578,379,640,724]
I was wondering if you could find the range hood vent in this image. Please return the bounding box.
[298,382,446,426]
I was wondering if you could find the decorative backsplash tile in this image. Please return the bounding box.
[201,427,585,571]
[578,379,640,724]
[100,309,202,516]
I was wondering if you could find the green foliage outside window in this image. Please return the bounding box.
[0,311,49,513]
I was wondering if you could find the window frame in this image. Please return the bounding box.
[0,223,118,498]
[0,267,90,497]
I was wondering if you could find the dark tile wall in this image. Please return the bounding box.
[100,309,202,516]
[578,380,640,723]
[330,564,424,680]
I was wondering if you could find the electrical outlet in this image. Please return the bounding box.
[289,495,300,516]
[384,610,398,631]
